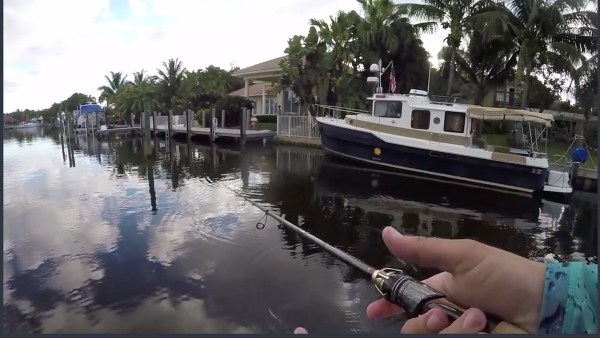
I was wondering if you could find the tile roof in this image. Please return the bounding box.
[232,56,286,76]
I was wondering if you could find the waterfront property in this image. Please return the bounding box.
[228,56,302,115]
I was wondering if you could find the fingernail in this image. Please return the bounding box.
[425,311,445,331]
[383,226,403,238]
[462,310,485,330]
[366,302,375,315]
[294,327,308,334]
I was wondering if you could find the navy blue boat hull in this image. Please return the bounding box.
[317,120,548,194]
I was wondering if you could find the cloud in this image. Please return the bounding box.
[3,0,446,113]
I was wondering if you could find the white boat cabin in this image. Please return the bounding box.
[367,89,472,142]
[350,89,555,155]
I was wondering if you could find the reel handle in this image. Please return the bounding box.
[374,270,528,334]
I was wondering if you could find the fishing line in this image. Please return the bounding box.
[216,180,527,334]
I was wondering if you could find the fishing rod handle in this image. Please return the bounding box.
[375,271,528,334]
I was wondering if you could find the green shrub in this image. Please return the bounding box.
[256,115,277,123]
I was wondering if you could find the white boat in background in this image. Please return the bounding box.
[315,59,579,199]
[15,118,42,129]
[75,103,106,129]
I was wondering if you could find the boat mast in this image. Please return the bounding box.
[376,59,383,93]
[368,59,393,94]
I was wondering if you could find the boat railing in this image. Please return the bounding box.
[313,104,370,119]
[408,94,463,107]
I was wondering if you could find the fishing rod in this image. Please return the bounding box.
[223,184,527,334]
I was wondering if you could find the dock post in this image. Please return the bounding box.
[221,110,225,128]
[240,108,248,146]
[209,108,216,143]
[202,110,206,127]
[131,113,135,128]
[167,110,173,139]
[186,109,192,141]
[152,111,158,138]
[85,113,90,135]
[143,111,151,144]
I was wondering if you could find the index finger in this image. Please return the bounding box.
[381,227,485,274]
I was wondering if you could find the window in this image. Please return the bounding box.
[444,111,465,133]
[265,98,277,115]
[373,101,403,118]
[411,110,430,129]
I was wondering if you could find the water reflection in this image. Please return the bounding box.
[3,129,597,334]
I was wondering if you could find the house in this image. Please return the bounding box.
[228,56,301,115]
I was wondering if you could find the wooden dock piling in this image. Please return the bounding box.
[186,109,192,141]
[210,108,216,143]
[152,111,158,138]
[167,110,173,140]
[221,110,225,128]
[143,111,151,144]
[240,108,248,146]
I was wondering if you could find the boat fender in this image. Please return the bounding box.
[571,147,588,164]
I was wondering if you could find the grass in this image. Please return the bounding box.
[253,122,277,131]
[482,133,598,170]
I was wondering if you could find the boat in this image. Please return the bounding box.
[15,118,41,129]
[75,103,106,129]
[314,59,576,199]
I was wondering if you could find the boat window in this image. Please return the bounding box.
[374,101,402,118]
[411,110,430,129]
[444,111,466,133]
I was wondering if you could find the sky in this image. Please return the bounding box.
[3,0,446,113]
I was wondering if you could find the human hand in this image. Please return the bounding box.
[367,227,546,333]
[400,306,488,334]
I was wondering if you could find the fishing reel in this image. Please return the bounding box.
[371,267,457,318]
[369,268,522,333]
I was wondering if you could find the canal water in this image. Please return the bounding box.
[3,128,598,333]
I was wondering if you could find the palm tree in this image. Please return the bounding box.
[499,0,593,108]
[398,0,505,96]
[156,58,186,112]
[310,10,364,105]
[97,71,130,108]
[446,25,520,105]
[118,69,159,118]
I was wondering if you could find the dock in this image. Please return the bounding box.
[94,109,275,145]
[152,125,275,141]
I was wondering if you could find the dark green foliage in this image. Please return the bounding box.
[214,96,254,127]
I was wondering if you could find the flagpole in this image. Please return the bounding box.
[427,61,432,93]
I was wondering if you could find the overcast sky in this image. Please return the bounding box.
[3,0,446,113]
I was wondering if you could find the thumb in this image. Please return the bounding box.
[381,227,484,274]
[294,327,308,334]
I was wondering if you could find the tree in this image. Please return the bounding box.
[97,71,130,108]
[499,0,593,108]
[156,58,186,113]
[399,0,505,96]
[279,0,432,112]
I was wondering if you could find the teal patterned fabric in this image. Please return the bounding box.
[538,262,597,334]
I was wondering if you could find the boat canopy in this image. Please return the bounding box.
[78,104,104,117]
[465,107,554,126]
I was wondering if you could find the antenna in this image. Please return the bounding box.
[368,59,393,94]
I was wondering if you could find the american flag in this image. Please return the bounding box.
[389,64,397,93]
